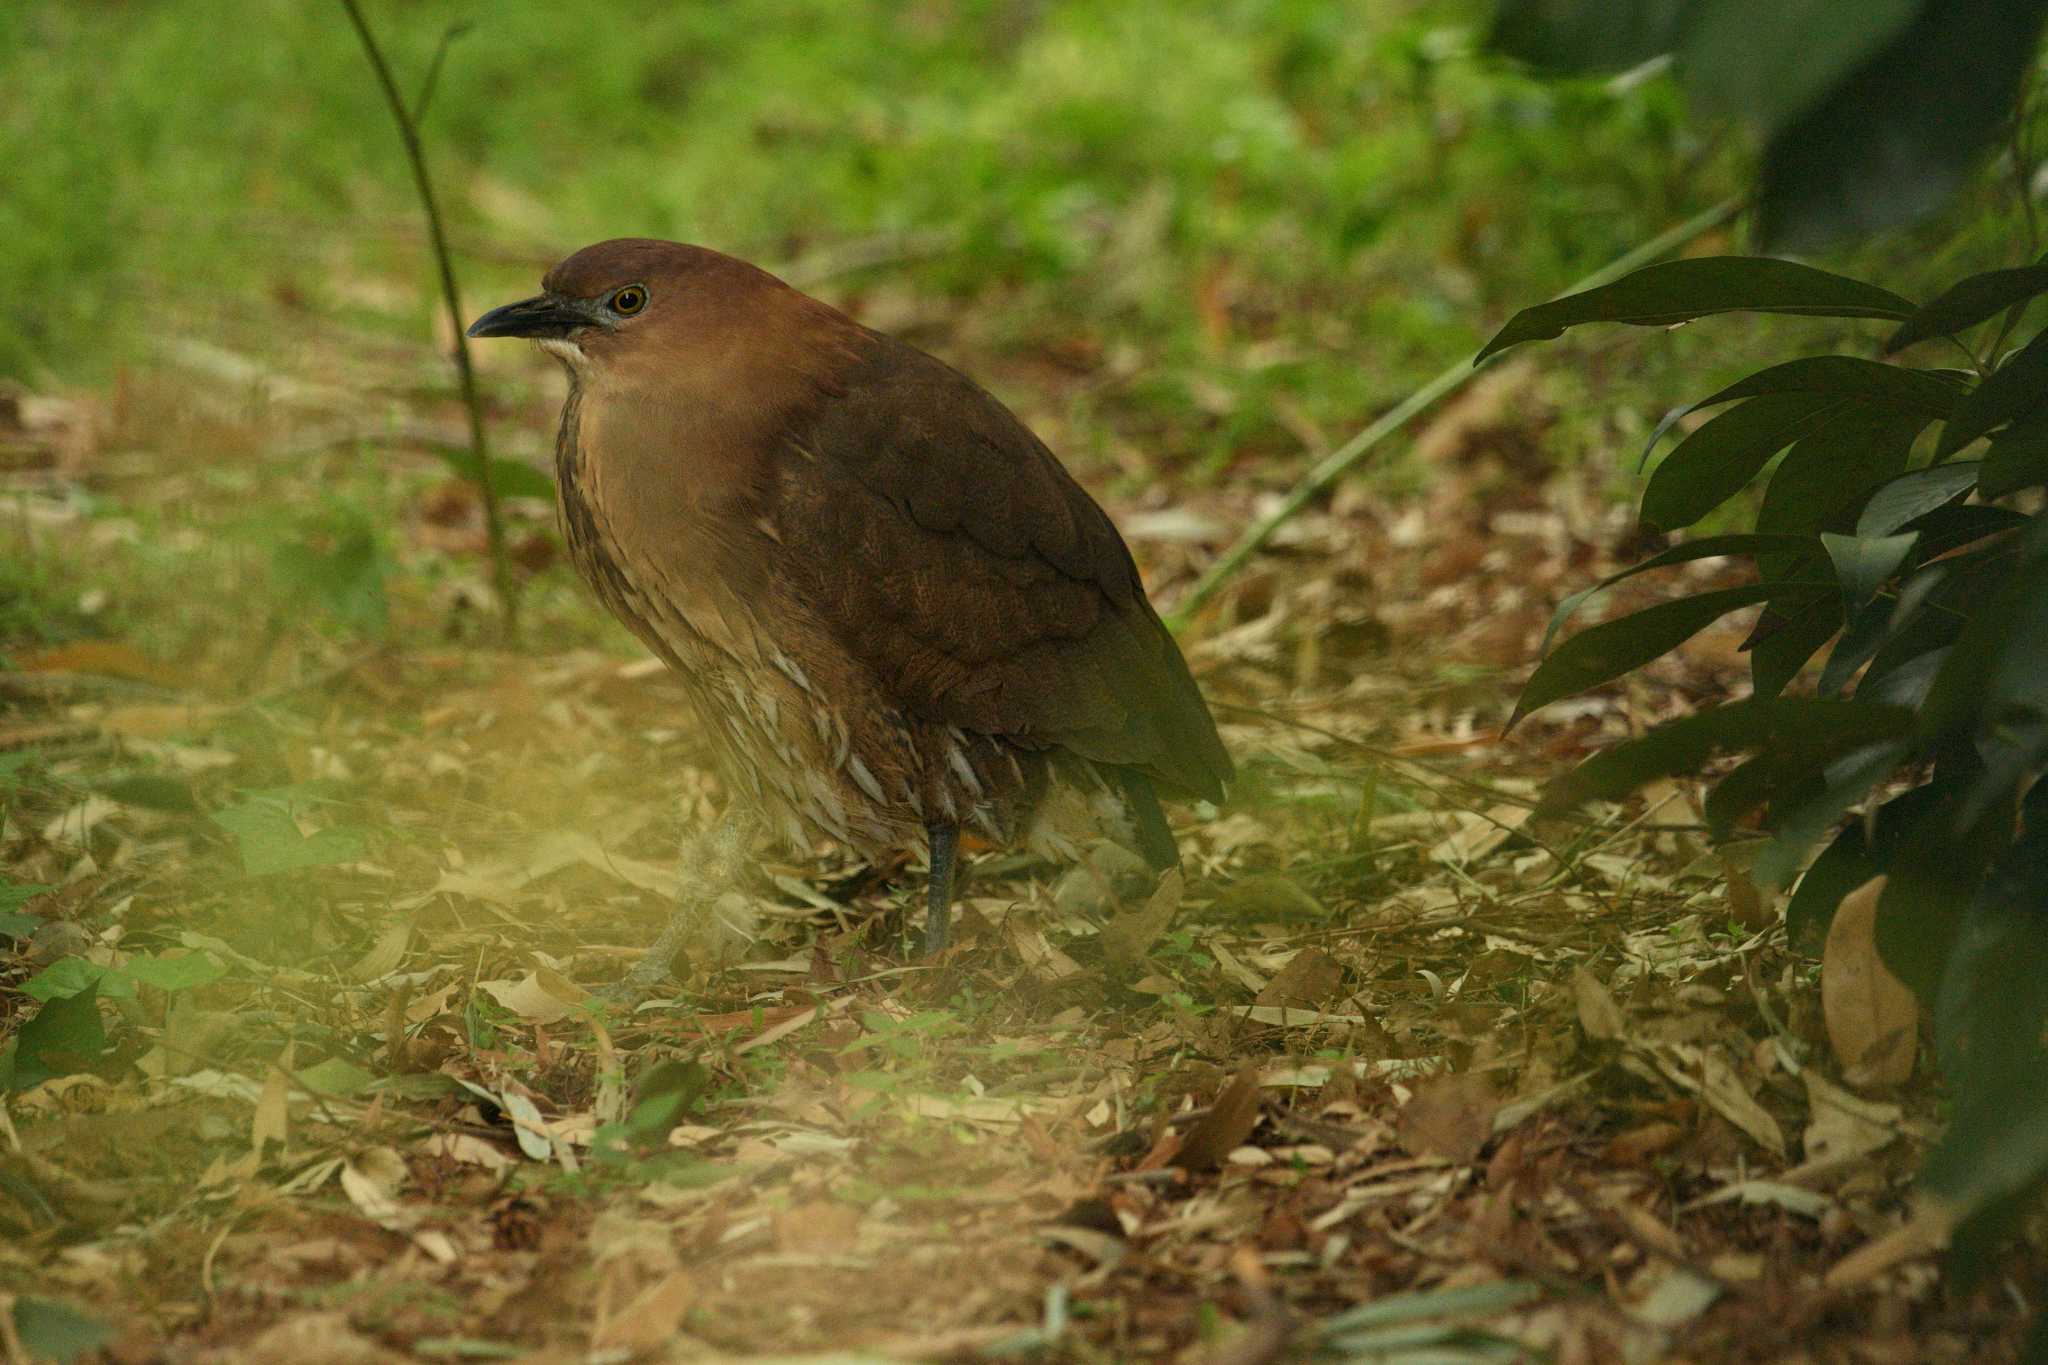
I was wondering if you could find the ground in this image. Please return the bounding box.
[1,286,2037,1364]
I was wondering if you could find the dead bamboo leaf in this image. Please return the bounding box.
[1570,966,1626,1042]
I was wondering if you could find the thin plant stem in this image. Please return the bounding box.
[1167,197,1745,630]
[339,0,517,642]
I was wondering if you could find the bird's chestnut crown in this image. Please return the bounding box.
[467,238,790,350]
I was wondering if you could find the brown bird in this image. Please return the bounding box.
[468,239,1230,991]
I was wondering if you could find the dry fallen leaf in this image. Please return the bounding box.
[1571,966,1626,1042]
[1175,1064,1263,1169]
[1255,946,1344,1009]
[1822,876,1917,1087]
[1100,867,1183,971]
[1397,1073,1498,1165]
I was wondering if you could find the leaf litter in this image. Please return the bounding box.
[0,312,2039,1363]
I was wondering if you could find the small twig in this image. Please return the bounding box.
[338,0,518,642]
[410,20,471,124]
[1168,196,1745,628]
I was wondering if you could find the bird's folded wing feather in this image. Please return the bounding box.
[769,335,1231,802]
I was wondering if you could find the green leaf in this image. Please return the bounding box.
[212,800,366,876]
[1686,356,1964,418]
[1758,0,2048,250]
[1475,258,1914,363]
[1515,582,1831,723]
[1756,409,1928,574]
[116,951,226,994]
[0,910,38,939]
[20,956,105,1003]
[11,984,106,1090]
[1538,698,1915,815]
[1885,260,2048,353]
[273,523,388,632]
[297,1056,378,1096]
[1939,329,2048,457]
[1821,531,1917,610]
[1536,533,1818,659]
[1978,411,2048,498]
[1754,740,1914,887]
[1784,819,1885,952]
[11,1299,117,1364]
[1856,463,1981,538]
[0,878,51,914]
[1642,393,1841,531]
[436,449,555,502]
[1681,0,1923,137]
[1487,0,1685,74]
[1748,593,1846,700]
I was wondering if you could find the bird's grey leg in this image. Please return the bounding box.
[616,805,758,999]
[924,822,959,955]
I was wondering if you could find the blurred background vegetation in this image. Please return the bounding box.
[0,0,2039,655]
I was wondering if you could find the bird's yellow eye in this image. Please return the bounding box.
[610,286,648,315]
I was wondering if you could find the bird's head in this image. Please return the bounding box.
[467,238,791,378]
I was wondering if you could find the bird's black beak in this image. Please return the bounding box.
[465,293,593,340]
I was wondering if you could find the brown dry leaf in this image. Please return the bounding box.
[1255,947,1344,1009]
[1100,868,1183,971]
[345,919,411,982]
[1696,1047,1786,1159]
[1175,1064,1262,1169]
[94,703,223,741]
[1571,966,1626,1042]
[592,1270,696,1352]
[1428,803,1530,866]
[20,640,184,689]
[252,1044,292,1159]
[1210,872,1325,920]
[1822,876,1916,1087]
[1008,917,1085,983]
[774,1199,862,1253]
[1800,1070,1900,1167]
[479,967,589,1024]
[1397,1073,1497,1164]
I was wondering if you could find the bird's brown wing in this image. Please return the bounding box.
[768,333,1232,803]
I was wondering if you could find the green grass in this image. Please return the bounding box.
[5,2,1719,415]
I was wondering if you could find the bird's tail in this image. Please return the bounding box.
[1115,768,1180,873]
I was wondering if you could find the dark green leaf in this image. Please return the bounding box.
[1818,593,1899,697]
[1515,582,1830,722]
[1885,260,2048,353]
[1755,408,1929,584]
[1475,258,1914,363]
[11,984,106,1091]
[1643,394,1840,531]
[1979,411,2048,498]
[1856,463,1980,537]
[1874,751,2011,1001]
[1754,740,1914,887]
[1939,329,2048,457]
[1785,821,1882,953]
[1537,533,1817,658]
[1487,0,1686,74]
[1681,0,1922,136]
[0,910,38,939]
[1538,697,1914,815]
[11,1299,117,1364]
[1687,357,1963,418]
[1821,531,1917,610]
[1758,0,2048,250]
[1747,592,1845,699]
[1902,505,2033,562]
